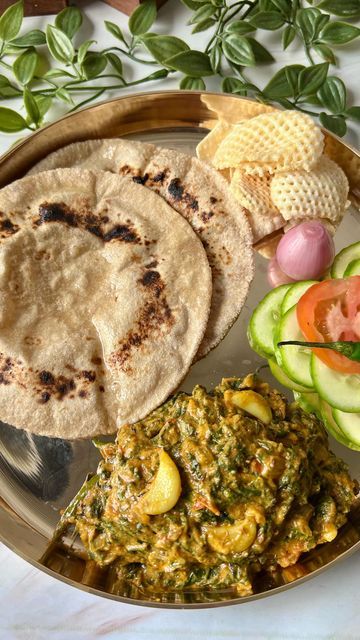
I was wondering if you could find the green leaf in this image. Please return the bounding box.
[129,0,157,36]
[286,65,305,96]
[318,0,360,18]
[222,76,247,94]
[188,3,216,23]
[192,18,215,33]
[249,11,285,29]
[43,67,73,79]
[313,43,336,64]
[282,24,296,49]
[181,0,205,9]
[56,87,74,105]
[13,48,39,85]
[10,29,46,47]
[55,6,82,40]
[34,94,52,119]
[319,111,347,136]
[0,74,21,98]
[314,14,330,37]
[77,39,96,66]
[296,8,321,42]
[209,44,221,72]
[298,62,329,96]
[23,87,40,125]
[222,34,255,66]
[269,0,291,16]
[225,20,255,35]
[318,76,346,113]
[319,21,360,44]
[46,25,74,64]
[346,106,360,121]
[0,106,28,132]
[247,37,274,62]
[179,75,206,90]
[105,52,123,76]
[263,64,304,98]
[81,52,107,80]
[142,35,189,64]
[165,50,214,76]
[0,0,23,42]
[104,21,126,44]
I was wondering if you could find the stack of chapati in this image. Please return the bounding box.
[0,140,254,439]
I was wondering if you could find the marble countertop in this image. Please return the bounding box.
[1,2,360,638]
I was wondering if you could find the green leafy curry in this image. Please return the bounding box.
[57,375,356,596]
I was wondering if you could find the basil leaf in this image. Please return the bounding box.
[209,44,221,72]
[129,0,157,36]
[104,21,126,44]
[247,37,274,63]
[0,0,23,42]
[55,6,83,40]
[297,62,329,96]
[179,76,206,90]
[222,76,247,94]
[188,4,217,24]
[346,106,360,121]
[225,20,255,35]
[46,25,74,64]
[77,39,97,67]
[13,48,39,85]
[192,18,215,33]
[142,35,189,64]
[165,50,214,76]
[34,94,52,119]
[319,21,360,44]
[0,74,21,98]
[282,24,296,49]
[319,111,347,136]
[11,30,46,48]
[318,76,346,113]
[313,43,336,64]
[263,64,304,98]
[105,52,123,77]
[23,87,40,126]
[81,52,107,80]
[296,8,321,42]
[249,11,285,30]
[0,106,28,132]
[56,87,74,105]
[318,0,360,18]
[222,34,255,66]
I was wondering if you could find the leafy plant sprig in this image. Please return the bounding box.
[0,0,360,137]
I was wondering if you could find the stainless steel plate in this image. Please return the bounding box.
[0,91,360,609]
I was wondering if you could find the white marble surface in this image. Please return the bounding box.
[1,2,360,638]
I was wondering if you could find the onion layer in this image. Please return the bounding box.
[276,221,335,280]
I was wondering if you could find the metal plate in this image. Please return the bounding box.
[0,91,360,609]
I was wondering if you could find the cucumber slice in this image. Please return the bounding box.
[269,359,309,392]
[248,284,292,358]
[331,241,360,278]
[274,306,313,388]
[320,400,356,449]
[333,408,360,447]
[311,354,360,412]
[281,280,318,316]
[344,258,360,277]
[294,392,321,417]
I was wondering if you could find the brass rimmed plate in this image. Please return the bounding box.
[0,91,360,609]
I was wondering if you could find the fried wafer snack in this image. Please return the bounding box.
[196,120,234,164]
[230,169,285,241]
[213,112,324,174]
[270,156,349,222]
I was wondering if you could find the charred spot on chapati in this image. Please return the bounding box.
[0,216,20,238]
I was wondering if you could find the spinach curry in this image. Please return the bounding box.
[58,375,356,596]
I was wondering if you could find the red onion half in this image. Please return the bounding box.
[276,221,335,280]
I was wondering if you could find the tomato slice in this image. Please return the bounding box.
[297,276,360,374]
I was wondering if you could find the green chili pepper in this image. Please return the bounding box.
[277,341,360,362]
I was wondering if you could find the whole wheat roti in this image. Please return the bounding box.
[0,168,212,439]
[29,139,254,358]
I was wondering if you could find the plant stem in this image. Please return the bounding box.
[67,87,106,112]
[103,46,157,66]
